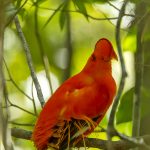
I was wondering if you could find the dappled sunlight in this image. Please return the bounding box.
[94,1,135,28]
[112,51,135,92]
[4,28,22,51]
[0,143,4,150]
[25,70,59,108]
[54,48,68,69]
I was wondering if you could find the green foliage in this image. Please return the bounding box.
[116,88,133,124]
[59,10,66,30]
[88,0,116,3]
[59,1,68,30]
[123,34,136,52]
[116,87,150,124]
[44,2,65,28]
[16,0,22,7]
[34,0,47,5]
[116,122,132,136]
[72,0,89,20]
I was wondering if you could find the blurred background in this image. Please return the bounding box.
[1,0,150,149]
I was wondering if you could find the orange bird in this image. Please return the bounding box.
[32,38,118,150]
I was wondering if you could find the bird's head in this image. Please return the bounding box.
[94,38,118,62]
[82,38,118,74]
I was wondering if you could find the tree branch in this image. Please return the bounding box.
[132,1,146,138]
[108,0,128,131]
[11,128,32,140]
[63,1,73,81]
[4,59,33,101]
[9,121,34,127]
[0,1,6,149]
[36,5,134,22]
[14,16,45,108]
[107,1,128,149]
[34,3,53,95]
[7,100,37,116]
[5,0,28,27]
[11,128,150,150]
[0,1,13,149]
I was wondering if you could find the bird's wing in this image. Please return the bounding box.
[55,73,110,120]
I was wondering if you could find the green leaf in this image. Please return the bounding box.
[116,87,150,124]
[32,0,46,6]
[18,8,27,20]
[89,0,114,3]
[59,1,68,30]
[72,0,88,20]
[116,88,134,124]
[59,11,67,30]
[43,2,65,28]
[16,0,22,7]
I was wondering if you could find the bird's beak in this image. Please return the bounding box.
[111,49,118,61]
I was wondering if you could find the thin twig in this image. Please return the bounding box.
[34,3,134,31]
[29,2,119,23]
[4,59,33,101]
[43,2,65,28]
[9,121,34,126]
[49,7,118,20]
[14,16,45,108]
[5,0,28,27]
[107,0,135,17]
[31,81,38,116]
[34,4,53,94]
[75,10,119,21]
[107,0,120,11]
[34,4,134,20]
[107,0,128,147]
[43,56,53,93]
[7,98,36,116]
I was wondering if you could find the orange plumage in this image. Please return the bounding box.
[32,38,118,150]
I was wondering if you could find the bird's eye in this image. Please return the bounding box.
[91,54,96,61]
[101,56,110,62]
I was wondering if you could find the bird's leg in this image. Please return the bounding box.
[73,121,86,150]
[48,120,68,149]
[82,119,92,130]
[81,115,97,129]
[67,121,71,150]
[77,121,87,150]
[48,143,59,149]
[59,122,68,142]
[57,122,69,148]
